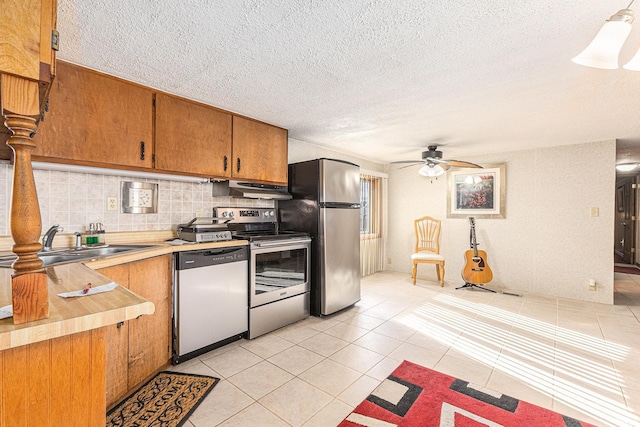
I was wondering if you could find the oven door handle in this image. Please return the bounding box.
[252,239,311,248]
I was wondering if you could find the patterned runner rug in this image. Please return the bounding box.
[340,360,596,427]
[106,371,219,427]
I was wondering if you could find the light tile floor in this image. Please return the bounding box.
[172,270,640,427]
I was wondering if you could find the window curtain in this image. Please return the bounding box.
[360,171,387,276]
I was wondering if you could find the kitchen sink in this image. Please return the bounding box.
[67,244,156,257]
[0,244,159,268]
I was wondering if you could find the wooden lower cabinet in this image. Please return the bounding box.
[99,263,130,407]
[98,255,172,408]
[0,329,106,427]
[128,257,172,388]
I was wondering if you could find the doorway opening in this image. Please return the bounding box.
[615,175,637,266]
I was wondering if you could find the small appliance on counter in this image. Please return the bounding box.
[176,217,232,243]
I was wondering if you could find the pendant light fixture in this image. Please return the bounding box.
[572,3,635,70]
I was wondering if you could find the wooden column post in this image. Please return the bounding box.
[1,74,48,324]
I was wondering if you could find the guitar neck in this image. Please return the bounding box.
[470,222,479,257]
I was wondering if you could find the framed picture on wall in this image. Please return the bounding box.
[447,163,506,219]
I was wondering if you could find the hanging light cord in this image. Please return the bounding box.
[628,0,636,9]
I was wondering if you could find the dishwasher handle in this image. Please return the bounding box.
[176,246,247,270]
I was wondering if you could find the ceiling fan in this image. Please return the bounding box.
[392,145,482,177]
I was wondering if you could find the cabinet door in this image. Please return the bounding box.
[40,0,57,77]
[97,264,130,408]
[32,61,154,168]
[0,0,43,80]
[128,255,172,388]
[155,93,232,177]
[232,116,288,184]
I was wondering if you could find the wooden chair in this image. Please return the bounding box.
[411,216,445,287]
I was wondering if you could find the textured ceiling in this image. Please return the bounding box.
[56,0,640,164]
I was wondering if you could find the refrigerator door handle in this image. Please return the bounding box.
[319,202,361,209]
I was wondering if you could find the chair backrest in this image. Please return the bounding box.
[414,216,441,254]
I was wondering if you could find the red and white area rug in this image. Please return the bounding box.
[339,360,596,427]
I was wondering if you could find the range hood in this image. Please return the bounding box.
[212,180,292,200]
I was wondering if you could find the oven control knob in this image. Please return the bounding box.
[221,212,228,218]
[229,212,234,217]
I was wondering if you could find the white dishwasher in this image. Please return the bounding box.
[172,246,248,364]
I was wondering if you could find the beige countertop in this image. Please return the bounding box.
[0,236,248,351]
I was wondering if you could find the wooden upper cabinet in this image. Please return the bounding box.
[39,0,58,78]
[32,61,154,169]
[232,116,288,184]
[155,93,232,177]
[0,0,57,120]
[0,0,57,81]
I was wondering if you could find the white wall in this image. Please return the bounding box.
[386,140,616,304]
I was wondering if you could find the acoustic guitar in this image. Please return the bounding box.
[461,217,493,285]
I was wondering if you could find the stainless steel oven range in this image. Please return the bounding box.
[214,207,311,339]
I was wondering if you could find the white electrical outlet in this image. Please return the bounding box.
[588,279,596,291]
[107,196,118,211]
[196,210,204,218]
[388,257,392,264]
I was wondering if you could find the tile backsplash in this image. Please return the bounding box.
[0,162,274,236]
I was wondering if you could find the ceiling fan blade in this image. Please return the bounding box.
[391,160,423,164]
[445,159,483,168]
[398,163,422,170]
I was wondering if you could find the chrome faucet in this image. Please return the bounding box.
[42,225,63,252]
[74,232,83,250]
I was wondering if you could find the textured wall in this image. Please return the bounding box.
[386,140,616,304]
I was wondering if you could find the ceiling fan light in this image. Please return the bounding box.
[572,9,634,70]
[623,45,640,69]
[616,162,639,171]
[418,164,445,177]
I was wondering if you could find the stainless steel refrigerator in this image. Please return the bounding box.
[279,158,361,316]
